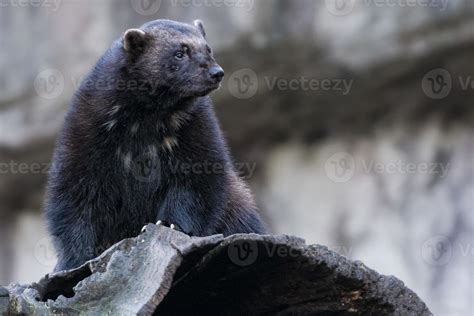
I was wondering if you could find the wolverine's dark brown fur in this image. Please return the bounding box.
[45,19,266,271]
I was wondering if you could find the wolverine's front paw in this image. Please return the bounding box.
[140,220,184,234]
[156,220,175,230]
[156,220,185,233]
[140,220,175,234]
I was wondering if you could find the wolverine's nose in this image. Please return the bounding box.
[209,65,224,82]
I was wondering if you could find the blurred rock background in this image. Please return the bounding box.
[0,0,473,314]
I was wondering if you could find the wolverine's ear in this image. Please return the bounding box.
[194,19,206,38]
[123,28,147,52]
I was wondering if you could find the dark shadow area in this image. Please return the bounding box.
[36,266,92,301]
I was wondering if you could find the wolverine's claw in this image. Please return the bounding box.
[155,220,178,231]
[141,225,147,233]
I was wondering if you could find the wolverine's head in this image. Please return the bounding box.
[121,19,224,99]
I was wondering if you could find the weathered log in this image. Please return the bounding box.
[4,225,431,315]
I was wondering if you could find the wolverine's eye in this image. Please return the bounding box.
[206,45,212,54]
[174,51,185,60]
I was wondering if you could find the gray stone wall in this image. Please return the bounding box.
[0,1,473,314]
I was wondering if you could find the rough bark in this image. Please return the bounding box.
[3,225,431,315]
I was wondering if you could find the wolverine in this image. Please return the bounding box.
[45,19,266,271]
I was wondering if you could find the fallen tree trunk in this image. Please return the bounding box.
[3,225,431,315]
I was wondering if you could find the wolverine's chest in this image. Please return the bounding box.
[100,110,189,186]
